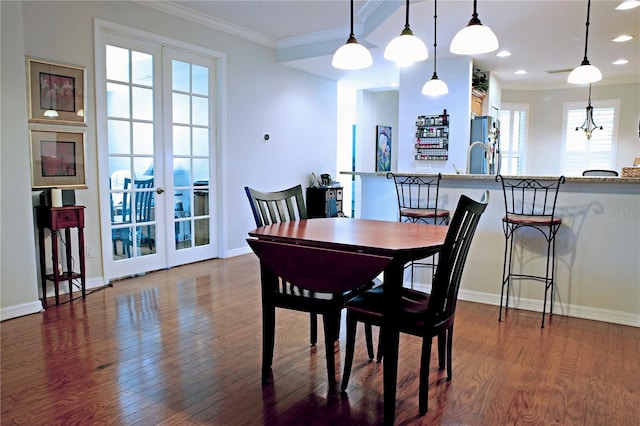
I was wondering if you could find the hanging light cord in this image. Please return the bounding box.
[432,0,438,76]
[581,0,592,65]
[349,0,355,38]
[404,0,411,31]
[469,0,481,25]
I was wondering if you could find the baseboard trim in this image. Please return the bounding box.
[0,301,43,321]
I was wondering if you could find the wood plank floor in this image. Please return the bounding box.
[2,254,639,425]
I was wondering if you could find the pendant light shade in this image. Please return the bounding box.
[332,0,373,70]
[422,76,449,96]
[576,84,602,139]
[384,0,428,67]
[449,0,499,55]
[422,0,448,96]
[568,0,602,84]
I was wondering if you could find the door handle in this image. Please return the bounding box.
[156,187,165,195]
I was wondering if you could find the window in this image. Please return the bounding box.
[562,100,619,176]
[499,104,528,175]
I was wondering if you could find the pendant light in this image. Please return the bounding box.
[568,0,602,84]
[332,0,373,70]
[576,84,602,139]
[422,0,448,96]
[384,0,428,67]
[449,0,499,55]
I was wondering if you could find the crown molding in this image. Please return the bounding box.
[132,0,277,48]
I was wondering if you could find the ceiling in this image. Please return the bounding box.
[144,0,640,91]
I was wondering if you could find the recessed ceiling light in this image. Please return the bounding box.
[615,0,640,10]
[613,59,630,65]
[612,35,633,42]
[496,50,511,58]
[514,70,527,75]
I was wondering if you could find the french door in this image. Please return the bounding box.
[96,26,218,280]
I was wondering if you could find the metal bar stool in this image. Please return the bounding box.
[496,175,565,328]
[387,172,450,288]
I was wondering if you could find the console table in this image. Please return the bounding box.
[36,205,86,307]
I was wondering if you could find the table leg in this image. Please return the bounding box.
[51,230,60,305]
[382,260,404,425]
[38,227,47,308]
[78,226,86,298]
[261,262,277,384]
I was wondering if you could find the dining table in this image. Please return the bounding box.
[248,217,449,425]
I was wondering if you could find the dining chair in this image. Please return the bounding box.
[496,175,565,328]
[113,177,155,258]
[582,169,618,176]
[341,190,490,415]
[387,172,450,289]
[245,184,376,350]
[247,238,391,386]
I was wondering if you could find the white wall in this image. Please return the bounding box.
[503,83,640,175]
[0,1,337,319]
[397,56,473,174]
[0,1,42,319]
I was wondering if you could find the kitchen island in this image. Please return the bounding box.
[341,171,640,327]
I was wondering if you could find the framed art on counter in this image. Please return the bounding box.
[27,58,86,125]
[30,129,87,189]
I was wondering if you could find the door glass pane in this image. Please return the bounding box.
[112,225,133,260]
[132,87,153,121]
[173,125,190,156]
[193,128,209,156]
[173,158,191,187]
[172,60,190,92]
[134,157,154,179]
[108,120,131,154]
[175,220,192,250]
[107,83,130,118]
[133,122,153,155]
[192,96,208,126]
[132,51,153,86]
[193,158,209,183]
[194,218,209,246]
[194,190,209,217]
[192,65,208,95]
[106,46,129,82]
[173,93,190,124]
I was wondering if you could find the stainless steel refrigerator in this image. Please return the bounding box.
[468,116,501,175]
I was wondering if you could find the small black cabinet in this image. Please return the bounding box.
[306,187,343,218]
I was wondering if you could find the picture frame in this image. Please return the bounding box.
[376,125,392,172]
[30,129,87,189]
[27,58,86,125]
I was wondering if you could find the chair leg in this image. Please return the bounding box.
[437,331,446,370]
[446,327,453,381]
[310,312,317,346]
[541,230,555,329]
[364,324,374,360]
[376,329,384,362]
[322,312,339,387]
[419,335,433,415]
[341,312,358,391]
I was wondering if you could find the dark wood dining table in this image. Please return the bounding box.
[248,217,448,425]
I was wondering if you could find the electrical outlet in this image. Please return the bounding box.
[87,246,94,258]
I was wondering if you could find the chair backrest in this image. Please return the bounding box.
[427,191,490,324]
[582,169,618,176]
[495,175,565,219]
[387,172,443,222]
[245,184,308,227]
[247,239,391,293]
[122,177,155,222]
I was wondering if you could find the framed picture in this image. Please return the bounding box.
[376,125,392,172]
[30,130,87,189]
[27,58,86,125]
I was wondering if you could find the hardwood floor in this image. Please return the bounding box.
[2,254,639,425]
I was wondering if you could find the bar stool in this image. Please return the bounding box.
[496,175,565,328]
[387,172,450,288]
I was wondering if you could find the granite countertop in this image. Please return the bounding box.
[340,171,640,184]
